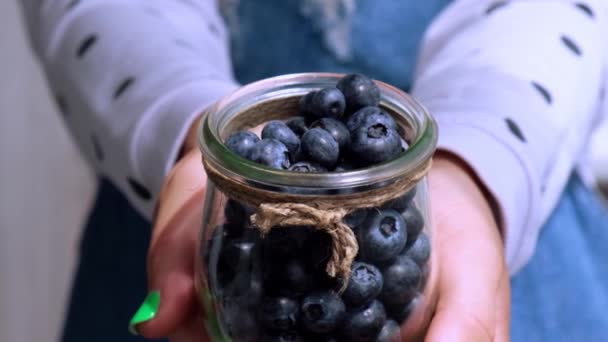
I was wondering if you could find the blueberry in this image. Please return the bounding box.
[357,209,407,264]
[345,106,397,133]
[261,229,337,294]
[343,262,383,307]
[289,161,327,173]
[249,265,265,304]
[302,230,333,274]
[340,300,386,342]
[344,209,369,229]
[383,187,417,211]
[336,74,381,115]
[401,205,424,248]
[291,148,307,163]
[258,297,300,332]
[300,87,346,120]
[223,301,260,341]
[301,291,346,334]
[377,320,401,342]
[204,226,226,272]
[209,229,262,301]
[220,265,263,309]
[225,130,260,159]
[284,259,316,294]
[313,336,339,342]
[262,331,305,342]
[404,232,430,266]
[391,296,421,324]
[216,238,259,292]
[261,262,284,296]
[286,117,309,137]
[311,118,351,151]
[379,256,421,311]
[262,120,301,155]
[249,139,291,169]
[209,240,237,292]
[350,122,401,166]
[263,226,311,258]
[264,258,315,297]
[299,233,339,290]
[333,159,358,172]
[301,128,340,168]
[224,199,256,237]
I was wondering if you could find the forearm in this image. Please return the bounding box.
[20,0,239,219]
[413,0,608,273]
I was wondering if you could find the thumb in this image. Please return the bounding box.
[424,220,508,342]
[134,150,207,338]
[425,155,510,342]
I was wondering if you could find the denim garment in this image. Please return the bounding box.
[62,1,608,341]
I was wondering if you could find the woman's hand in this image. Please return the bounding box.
[135,145,209,341]
[133,118,510,341]
[133,118,210,341]
[423,154,510,342]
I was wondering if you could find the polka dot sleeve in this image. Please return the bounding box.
[412,0,608,273]
[20,0,239,219]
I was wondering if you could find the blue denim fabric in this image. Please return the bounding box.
[232,0,452,90]
[61,1,608,341]
[510,175,608,342]
[61,179,164,342]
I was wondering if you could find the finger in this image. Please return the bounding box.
[137,151,207,338]
[425,218,507,342]
[425,156,510,342]
[494,269,511,342]
[169,316,210,342]
[154,150,207,231]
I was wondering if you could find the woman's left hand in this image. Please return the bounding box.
[134,144,210,341]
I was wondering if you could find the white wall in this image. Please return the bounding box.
[0,1,96,341]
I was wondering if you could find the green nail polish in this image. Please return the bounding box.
[128,291,160,335]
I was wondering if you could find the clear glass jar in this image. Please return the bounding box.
[196,73,438,342]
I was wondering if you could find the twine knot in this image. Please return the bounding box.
[251,203,357,280]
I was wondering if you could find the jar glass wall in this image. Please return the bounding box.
[196,73,438,341]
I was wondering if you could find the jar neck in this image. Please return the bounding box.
[198,73,437,195]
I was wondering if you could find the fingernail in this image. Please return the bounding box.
[128,291,160,335]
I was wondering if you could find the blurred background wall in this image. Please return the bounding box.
[1,0,608,341]
[0,1,96,341]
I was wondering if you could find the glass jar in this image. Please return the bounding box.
[196,73,438,342]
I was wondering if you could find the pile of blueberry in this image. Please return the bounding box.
[225,74,405,171]
[207,75,431,341]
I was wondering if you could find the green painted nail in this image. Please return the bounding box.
[128,291,160,335]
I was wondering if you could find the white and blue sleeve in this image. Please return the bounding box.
[20,0,239,219]
[413,0,608,273]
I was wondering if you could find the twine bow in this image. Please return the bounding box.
[251,203,357,279]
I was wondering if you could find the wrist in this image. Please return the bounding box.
[179,114,204,159]
[430,151,503,236]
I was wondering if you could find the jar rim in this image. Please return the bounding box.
[198,73,437,192]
